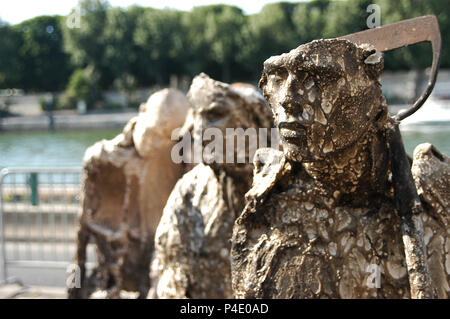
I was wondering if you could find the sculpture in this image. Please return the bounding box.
[69,88,190,298]
[231,39,449,298]
[149,73,274,298]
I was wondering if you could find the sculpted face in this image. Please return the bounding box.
[188,73,273,165]
[189,76,243,135]
[259,39,384,162]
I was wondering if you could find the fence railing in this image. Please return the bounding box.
[0,167,95,287]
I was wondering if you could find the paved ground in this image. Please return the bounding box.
[1,241,97,285]
[3,94,49,117]
[0,284,67,299]
[0,283,141,299]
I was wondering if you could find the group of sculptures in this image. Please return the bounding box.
[68,38,449,299]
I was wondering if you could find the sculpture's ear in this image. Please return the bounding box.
[362,47,384,80]
[258,72,267,91]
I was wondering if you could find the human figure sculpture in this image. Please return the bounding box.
[231,39,449,298]
[69,88,190,299]
[149,73,274,299]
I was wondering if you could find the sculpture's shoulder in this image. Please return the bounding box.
[411,143,450,225]
[235,148,292,223]
[158,162,226,231]
[170,162,218,198]
[152,162,233,299]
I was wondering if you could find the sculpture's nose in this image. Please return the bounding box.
[280,73,304,112]
[280,74,296,107]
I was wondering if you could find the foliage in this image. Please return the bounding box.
[202,5,246,82]
[0,0,449,101]
[240,2,298,81]
[63,0,111,89]
[377,0,449,70]
[1,15,72,91]
[293,0,331,44]
[63,67,100,109]
[0,22,23,88]
[133,8,186,85]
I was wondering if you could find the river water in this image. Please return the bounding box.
[0,129,120,169]
[0,125,449,170]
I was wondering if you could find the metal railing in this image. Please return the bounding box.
[0,167,95,287]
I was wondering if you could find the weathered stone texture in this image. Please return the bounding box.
[412,143,450,298]
[150,163,235,298]
[69,88,190,299]
[231,39,449,299]
[149,74,273,298]
[232,147,412,299]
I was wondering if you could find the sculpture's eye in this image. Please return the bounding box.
[202,107,228,123]
[268,69,288,88]
[268,74,284,86]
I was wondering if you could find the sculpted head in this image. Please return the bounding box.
[188,73,273,166]
[259,39,386,162]
[133,88,190,157]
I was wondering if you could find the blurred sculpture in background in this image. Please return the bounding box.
[149,73,274,299]
[231,39,450,298]
[411,143,450,298]
[68,88,190,299]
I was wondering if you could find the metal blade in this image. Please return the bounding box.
[339,15,440,53]
[341,16,443,299]
[339,15,441,121]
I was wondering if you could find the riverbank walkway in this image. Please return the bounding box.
[1,106,410,132]
[0,111,137,131]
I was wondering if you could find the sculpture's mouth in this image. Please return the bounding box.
[278,121,307,142]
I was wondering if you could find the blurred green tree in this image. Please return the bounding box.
[378,0,450,70]
[293,0,331,44]
[183,5,246,82]
[63,0,110,88]
[0,20,23,88]
[323,0,375,38]
[63,67,101,109]
[1,0,449,94]
[11,15,72,91]
[133,8,186,85]
[204,5,246,82]
[239,2,298,82]
[102,6,141,88]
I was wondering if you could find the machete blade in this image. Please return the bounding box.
[338,15,441,121]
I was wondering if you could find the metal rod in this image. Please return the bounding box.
[29,173,39,206]
[388,125,435,298]
[0,170,8,283]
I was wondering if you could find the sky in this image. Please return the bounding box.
[0,0,304,25]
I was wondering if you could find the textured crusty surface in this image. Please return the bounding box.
[69,88,189,299]
[411,143,450,298]
[133,89,190,157]
[150,164,236,298]
[149,74,273,299]
[231,39,449,299]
